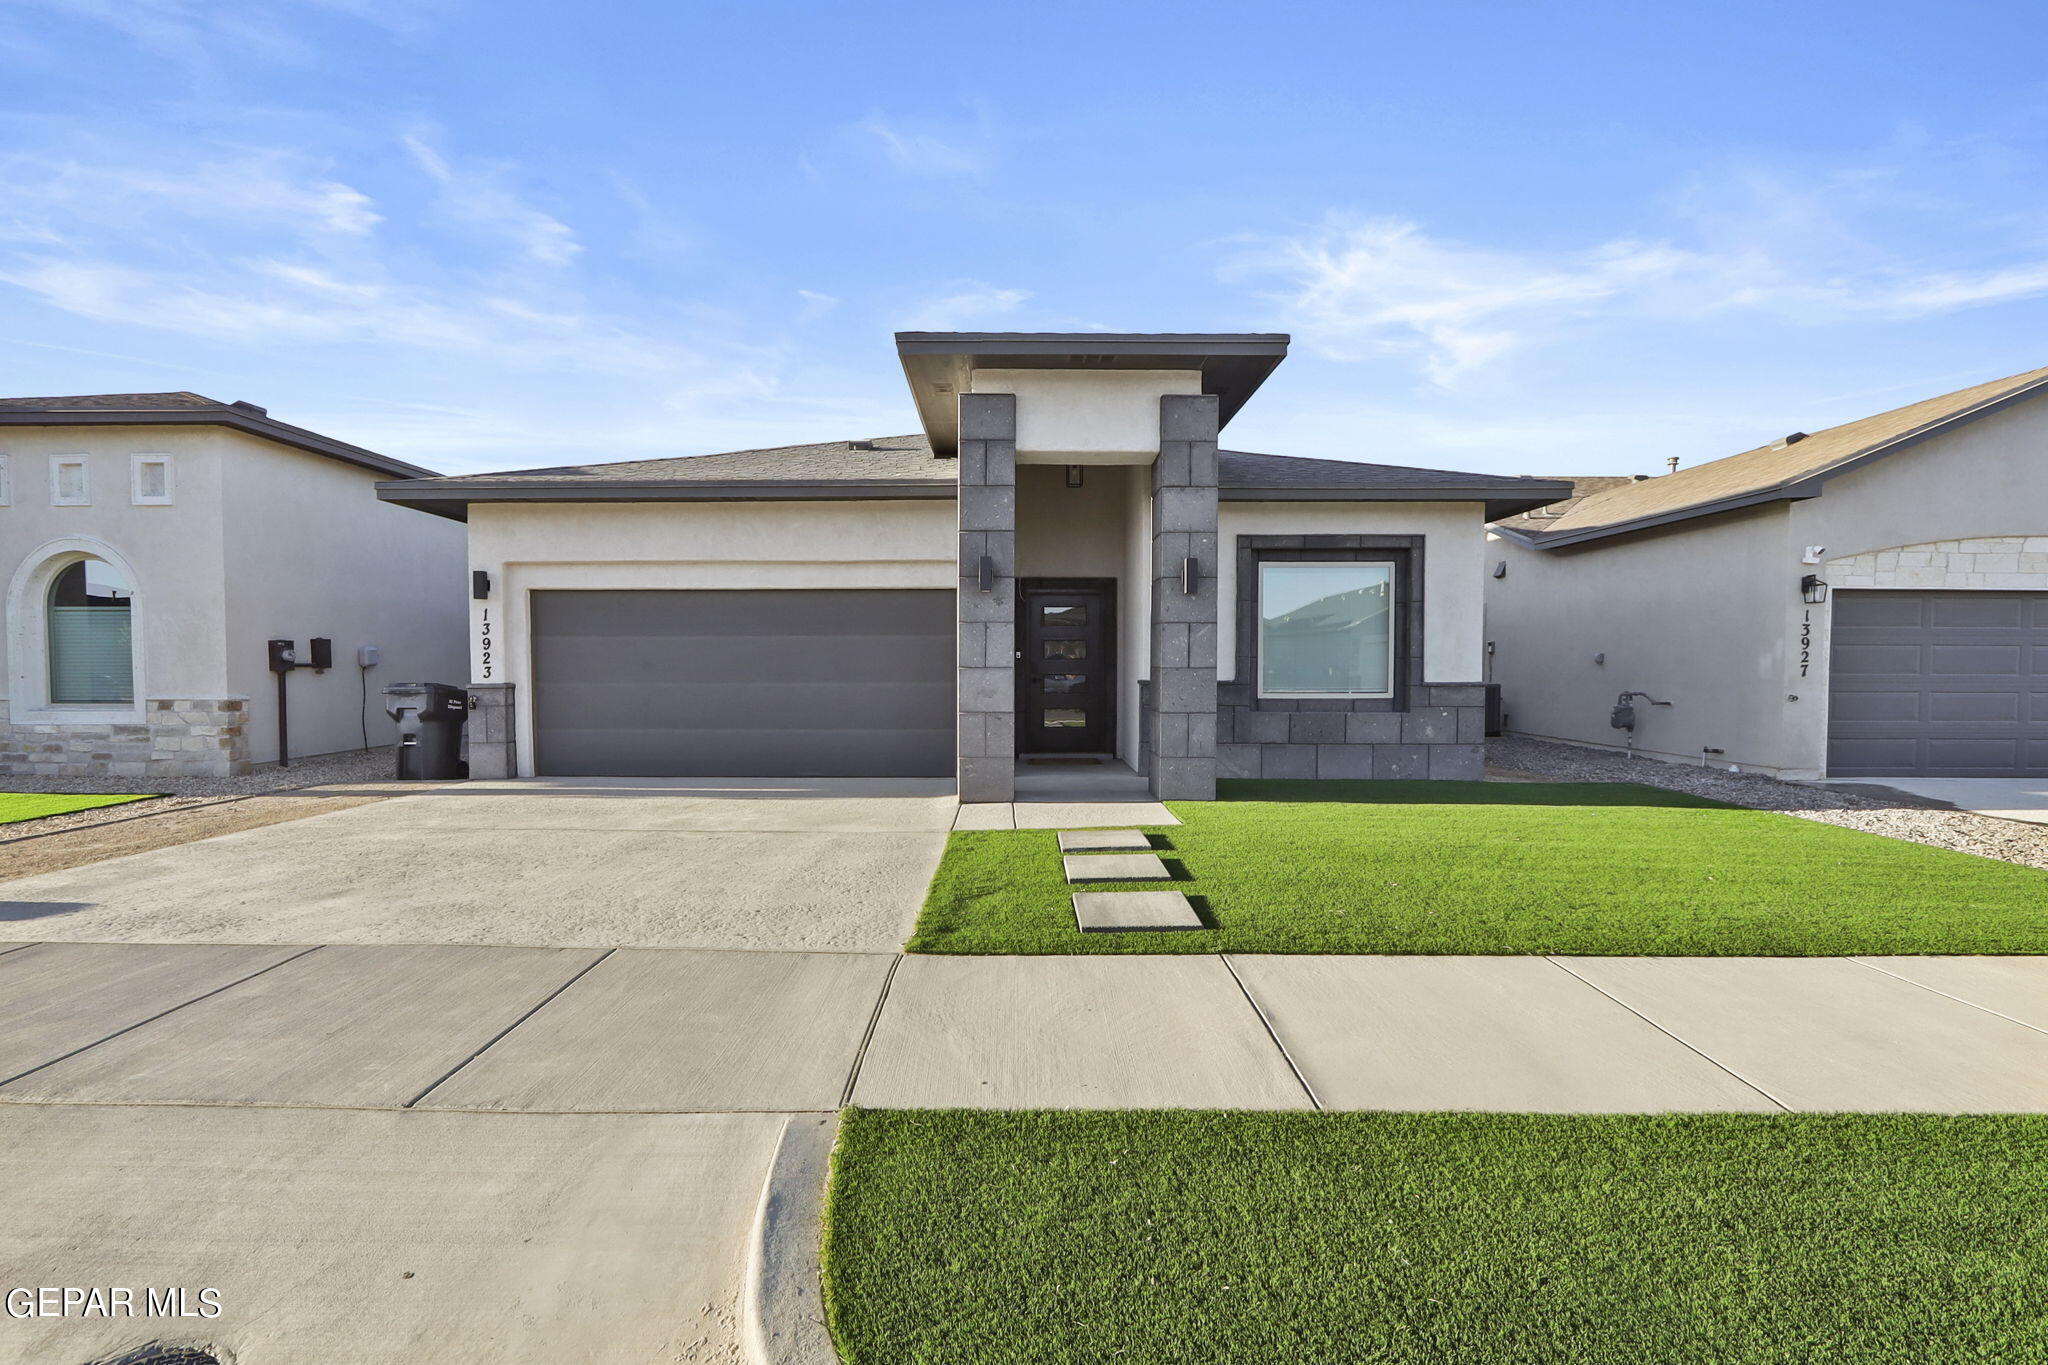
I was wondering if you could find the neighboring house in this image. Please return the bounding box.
[378,331,1567,797]
[1487,365,2048,779]
[1,393,469,779]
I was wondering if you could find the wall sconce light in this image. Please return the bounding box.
[1065,465,1084,488]
[1800,573,1829,604]
[1491,560,1507,579]
[979,555,996,593]
[1182,556,1199,595]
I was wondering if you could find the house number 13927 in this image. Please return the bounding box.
[1798,609,1811,677]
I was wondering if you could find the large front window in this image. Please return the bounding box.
[47,558,134,704]
[1258,561,1395,699]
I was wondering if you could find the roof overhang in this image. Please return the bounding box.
[0,405,436,480]
[896,332,1289,457]
[1223,479,1574,522]
[374,477,957,522]
[1500,368,2048,550]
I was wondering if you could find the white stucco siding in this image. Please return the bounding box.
[1217,502,1489,684]
[222,432,469,763]
[967,369,1203,465]
[466,499,955,777]
[1,426,230,721]
[1120,466,1152,765]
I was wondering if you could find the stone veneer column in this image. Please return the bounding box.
[1149,394,1220,800]
[465,682,517,779]
[956,392,1017,802]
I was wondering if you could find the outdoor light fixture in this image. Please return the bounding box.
[979,554,996,593]
[1800,573,1829,604]
[1491,560,1507,579]
[1182,556,1199,594]
[1065,465,1084,488]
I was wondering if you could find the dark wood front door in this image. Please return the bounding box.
[1018,579,1115,754]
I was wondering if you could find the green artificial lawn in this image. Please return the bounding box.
[825,1109,2048,1365]
[0,792,154,826]
[909,780,2048,955]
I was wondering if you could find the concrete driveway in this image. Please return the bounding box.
[0,777,955,952]
[1832,775,2048,825]
[0,1104,784,1365]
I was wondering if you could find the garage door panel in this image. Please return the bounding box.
[1832,593,1923,628]
[1927,691,2022,724]
[1829,643,1924,676]
[1929,644,2022,675]
[530,589,955,777]
[1828,589,2048,778]
[1828,690,1921,724]
[1929,595,2025,628]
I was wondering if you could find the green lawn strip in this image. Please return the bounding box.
[824,1109,2048,1365]
[0,792,156,826]
[908,780,2048,955]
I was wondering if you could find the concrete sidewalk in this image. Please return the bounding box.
[4,941,2047,1114]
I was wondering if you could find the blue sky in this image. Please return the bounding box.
[2,0,2047,477]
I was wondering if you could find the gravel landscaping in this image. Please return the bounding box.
[2,745,403,799]
[1491,737,2048,872]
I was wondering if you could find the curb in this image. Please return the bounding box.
[742,1112,843,1365]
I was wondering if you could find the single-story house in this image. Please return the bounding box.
[1,393,468,779]
[1487,364,2048,779]
[378,331,1568,798]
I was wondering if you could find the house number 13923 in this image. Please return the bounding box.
[479,606,494,680]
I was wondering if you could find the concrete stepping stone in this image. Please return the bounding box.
[1062,852,1172,883]
[1056,829,1153,853]
[1073,891,1205,933]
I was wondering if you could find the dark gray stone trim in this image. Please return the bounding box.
[1147,394,1221,800]
[956,393,1018,802]
[1220,534,1484,780]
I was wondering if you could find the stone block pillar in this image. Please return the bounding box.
[956,392,1017,802]
[465,682,516,779]
[1149,394,1220,800]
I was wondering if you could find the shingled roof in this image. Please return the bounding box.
[1496,365,2048,549]
[0,391,438,480]
[376,435,1570,522]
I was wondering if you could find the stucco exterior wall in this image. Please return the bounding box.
[967,369,1203,465]
[1487,506,1803,771]
[465,499,955,777]
[222,432,469,764]
[1486,392,2048,778]
[0,427,239,776]
[1218,501,1487,684]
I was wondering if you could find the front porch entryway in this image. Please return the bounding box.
[1017,578,1115,756]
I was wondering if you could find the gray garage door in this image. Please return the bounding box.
[530,589,954,777]
[1828,590,2048,777]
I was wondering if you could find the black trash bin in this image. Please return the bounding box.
[383,682,470,780]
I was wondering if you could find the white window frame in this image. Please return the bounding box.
[50,455,90,506]
[0,455,11,506]
[4,537,146,725]
[1255,559,1398,701]
[130,454,174,505]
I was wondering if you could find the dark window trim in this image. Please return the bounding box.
[1235,535,1423,714]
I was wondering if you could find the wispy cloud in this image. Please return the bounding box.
[1236,191,2048,384]
[849,111,991,179]
[402,132,581,267]
[899,280,1029,331]
[1,0,436,71]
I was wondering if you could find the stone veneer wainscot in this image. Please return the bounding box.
[0,697,250,778]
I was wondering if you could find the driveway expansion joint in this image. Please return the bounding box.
[402,947,616,1108]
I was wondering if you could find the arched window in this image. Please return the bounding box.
[46,558,133,704]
